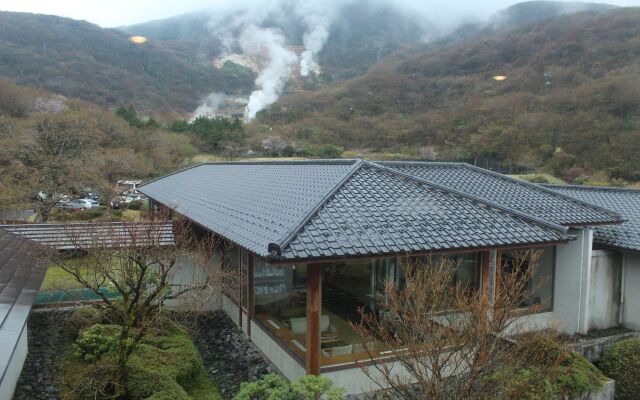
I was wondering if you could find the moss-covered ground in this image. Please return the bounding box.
[61,319,222,400]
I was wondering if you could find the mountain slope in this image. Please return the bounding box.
[259,8,640,180]
[488,1,616,29]
[0,12,255,113]
[122,0,429,82]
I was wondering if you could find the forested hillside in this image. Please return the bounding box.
[0,79,199,212]
[257,8,640,181]
[0,12,255,113]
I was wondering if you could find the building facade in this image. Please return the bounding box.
[140,160,631,394]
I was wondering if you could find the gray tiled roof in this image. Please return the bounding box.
[0,229,47,387]
[380,162,622,226]
[546,185,640,252]
[141,160,572,261]
[0,222,175,250]
[140,161,358,257]
[280,163,570,259]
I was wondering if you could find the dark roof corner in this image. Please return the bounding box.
[267,242,282,257]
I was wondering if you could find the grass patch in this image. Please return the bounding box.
[61,318,221,400]
[509,173,566,185]
[120,209,141,221]
[41,264,90,291]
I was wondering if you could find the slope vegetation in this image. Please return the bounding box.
[0,12,255,113]
[261,8,640,180]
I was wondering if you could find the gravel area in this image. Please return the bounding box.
[182,310,272,399]
[12,309,271,400]
[13,311,69,400]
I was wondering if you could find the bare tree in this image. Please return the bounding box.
[19,115,98,221]
[45,211,233,397]
[261,135,288,156]
[353,250,564,400]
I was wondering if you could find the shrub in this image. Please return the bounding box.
[235,373,345,400]
[599,338,640,400]
[73,324,120,362]
[65,322,221,399]
[524,174,550,184]
[496,335,606,399]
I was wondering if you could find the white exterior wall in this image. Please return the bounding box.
[622,252,640,330]
[588,250,622,331]
[250,320,306,381]
[0,324,28,400]
[222,295,240,325]
[553,228,593,334]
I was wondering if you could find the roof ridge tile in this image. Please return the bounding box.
[272,160,365,256]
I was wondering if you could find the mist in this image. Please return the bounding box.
[188,0,636,120]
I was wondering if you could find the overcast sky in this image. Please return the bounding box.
[1,0,640,27]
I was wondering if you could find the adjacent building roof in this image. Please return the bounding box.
[546,185,640,252]
[0,222,175,250]
[380,162,622,226]
[0,229,48,387]
[140,160,574,261]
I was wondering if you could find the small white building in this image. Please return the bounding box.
[548,185,640,333]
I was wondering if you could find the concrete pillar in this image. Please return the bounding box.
[554,228,593,334]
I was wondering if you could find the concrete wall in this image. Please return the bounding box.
[0,324,28,400]
[622,252,640,330]
[588,251,622,331]
[250,320,306,381]
[554,228,593,334]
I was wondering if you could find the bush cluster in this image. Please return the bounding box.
[496,335,606,399]
[235,374,345,400]
[599,338,640,400]
[65,308,221,400]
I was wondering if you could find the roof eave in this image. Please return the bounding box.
[271,237,574,264]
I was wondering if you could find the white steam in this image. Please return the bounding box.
[190,92,226,121]
[295,1,338,76]
[240,25,297,120]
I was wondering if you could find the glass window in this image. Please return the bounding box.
[321,258,395,366]
[241,249,248,310]
[407,252,480,291]
[501,247,554,312]
[253,258,307,361]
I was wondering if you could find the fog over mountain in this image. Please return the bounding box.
[122,0,624,120]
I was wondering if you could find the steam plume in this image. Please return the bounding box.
[296,1,337,76]
[240,25,297,120]
[190,92,226,121]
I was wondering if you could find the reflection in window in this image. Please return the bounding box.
[241,249,248,310]
[321,258,395,365]
[501,247,554,311]
[253,258,307,360]
[407,252,480,291]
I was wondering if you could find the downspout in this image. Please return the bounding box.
[576,229,584,333]
[619,253,626,326]
[576,228,593,334]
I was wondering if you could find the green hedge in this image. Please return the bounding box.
[599,338,640,400]
[494,335,606,399]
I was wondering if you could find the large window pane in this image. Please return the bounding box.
[241,249,248,310]
[501,247,554,311]
[253,258,307,360]
[407,252,480,291]
[321,258,395,365]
